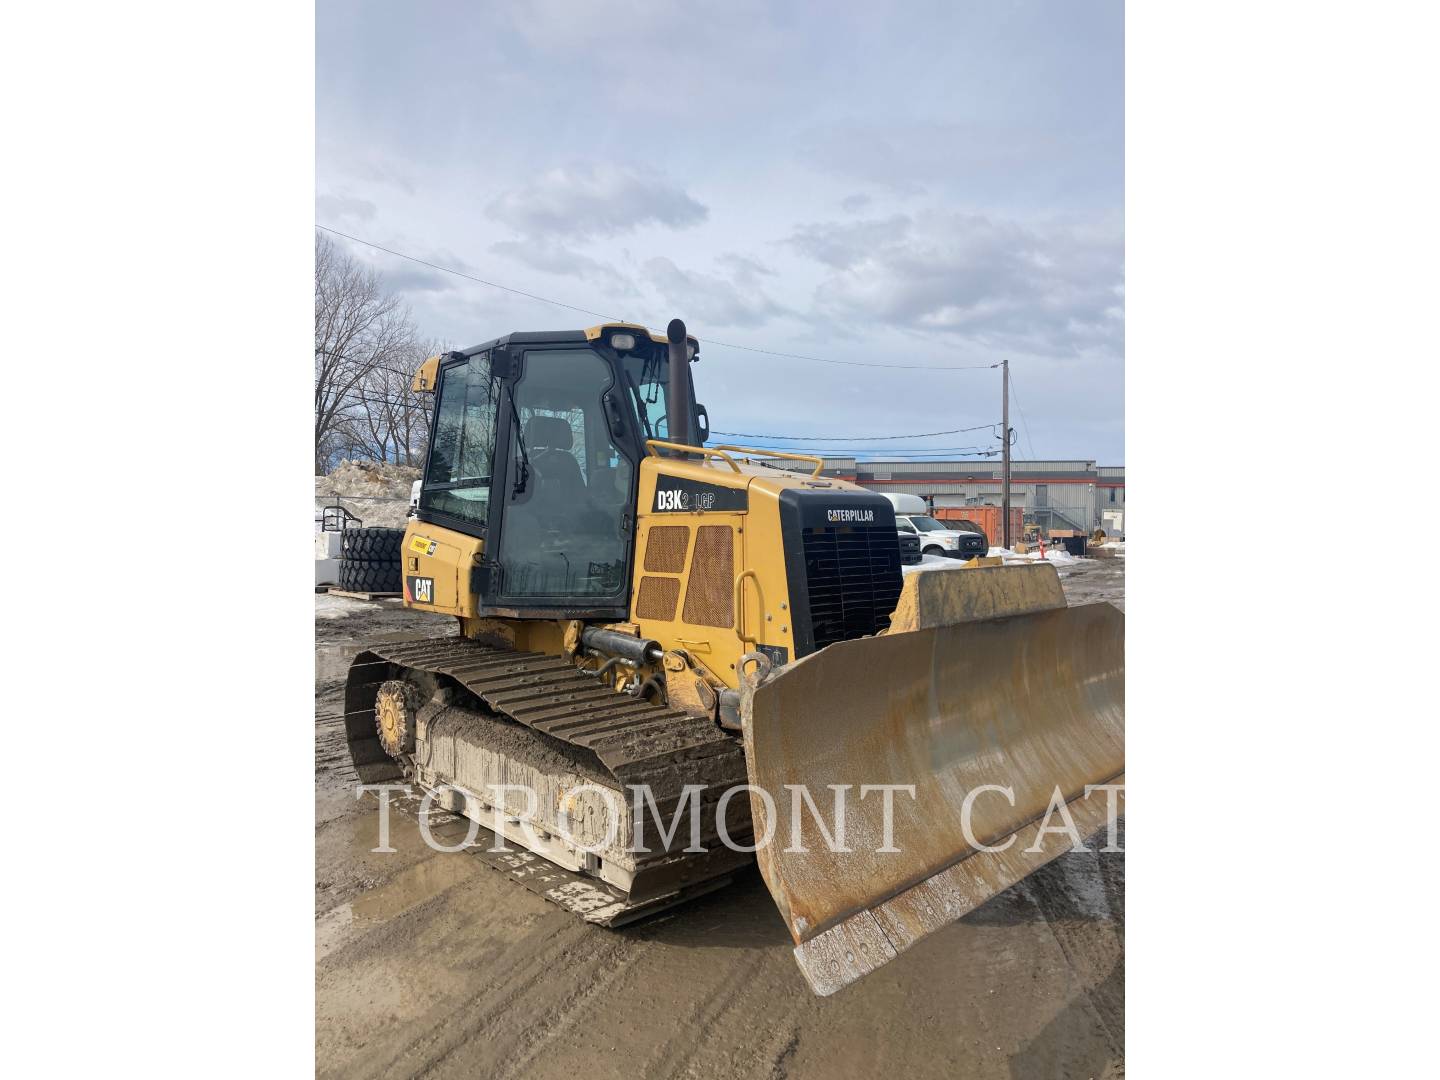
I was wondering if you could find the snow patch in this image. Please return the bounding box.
[900,554,960,575]
[989,546,1081,566]
[315,594,376,619]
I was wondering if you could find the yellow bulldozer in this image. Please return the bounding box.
[344,319,1124,995]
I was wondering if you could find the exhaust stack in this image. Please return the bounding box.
[665,318,692,447]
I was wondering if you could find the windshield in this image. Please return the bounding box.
[621,349,673,441]
[911,515,950,532]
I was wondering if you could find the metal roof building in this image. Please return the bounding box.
[779,457,1125,533]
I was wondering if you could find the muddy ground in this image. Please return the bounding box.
[316,556,1125,1079]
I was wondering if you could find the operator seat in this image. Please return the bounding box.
[524,415,586,507]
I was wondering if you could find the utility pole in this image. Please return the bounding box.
[1001,355,1011,548]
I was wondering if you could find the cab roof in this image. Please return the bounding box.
[457,323,698,358]
[413,324,700,392]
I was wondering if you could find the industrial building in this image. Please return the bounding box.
[784,457,1126,535]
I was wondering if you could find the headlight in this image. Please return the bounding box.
[610,332,636,351]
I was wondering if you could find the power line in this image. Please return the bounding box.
[712,422,999,442]
[734,443,998,455]
[322,390,998,457]
[1007,367,1039,460]
[723,443,996,455]
[699,338,997,371]
[319,377,1007,447]
[318,226,617,321]
[315,350,423,384]
[318,387,1005,460]
[744,450,1000,460]
[317,225,1003,373]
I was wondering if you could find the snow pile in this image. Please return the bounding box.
[893,541,1123,577]
[315,460,420,528]
[990,546,1082,566]
[901,554,960,575]
[316,460,420,500]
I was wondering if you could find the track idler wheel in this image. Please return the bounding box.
[375,680,421,758]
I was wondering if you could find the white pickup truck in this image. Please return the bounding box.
[883,492,989,560]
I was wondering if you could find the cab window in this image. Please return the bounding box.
[496,349,634,598]
[621,350,672,441]
[420,353,498,530]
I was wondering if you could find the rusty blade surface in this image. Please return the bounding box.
[741,601,1124,994]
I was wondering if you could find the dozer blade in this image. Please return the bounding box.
[740,563,1124,995]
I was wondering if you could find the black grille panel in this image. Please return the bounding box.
[800,525,904,651]
[898,533,922,565]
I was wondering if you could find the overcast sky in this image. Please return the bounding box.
[317,0,1123,463]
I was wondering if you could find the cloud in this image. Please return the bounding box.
[490,240,638,296]
[788,215,913,269]
[714,253,777,286]
[486,164,708,241]
[315,192,377,224]
[346,160,417,196]
[381,266,451,293]
[798,116,1121,214]
[494,1,788,119]
[840,193,873,214]
[354,241,472,294]
[788,211,1123,357]
[644,256,785,329]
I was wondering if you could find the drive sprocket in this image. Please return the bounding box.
[374,679,421,758]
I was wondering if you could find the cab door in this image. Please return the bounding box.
[486,347,637,617]
[405,350,500,616]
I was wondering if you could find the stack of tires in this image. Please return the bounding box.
[339,527,405,593]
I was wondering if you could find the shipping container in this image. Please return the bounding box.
[932,506,1023,548]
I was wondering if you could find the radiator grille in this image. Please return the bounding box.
[643,525,690,573]
[799,525,903,651]
[635,575,680,621]
[682,525,734,627]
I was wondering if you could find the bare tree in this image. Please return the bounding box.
[352,338,438,465]
[314,234,421,473]
[391,338,441,464]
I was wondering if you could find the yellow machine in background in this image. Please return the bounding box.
[345,319,1124,995]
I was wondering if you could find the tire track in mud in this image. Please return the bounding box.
[315,714,352,781]
[471,901,792,1080]
[631,942,815,1080]
[315,798,620,1080]
[431,896,807,1080]
[386,920,633,1079]
[482,933,654,1080]
[627,950,773,1079]
[322,916,589,1079]
[1017,829,1126,1062]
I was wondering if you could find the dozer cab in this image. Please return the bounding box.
[344,319,1124,995]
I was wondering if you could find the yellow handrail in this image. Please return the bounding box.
[713,445,825,478]
[734,568,760,646]
[644,439,741,472]
[643,439,826,478]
